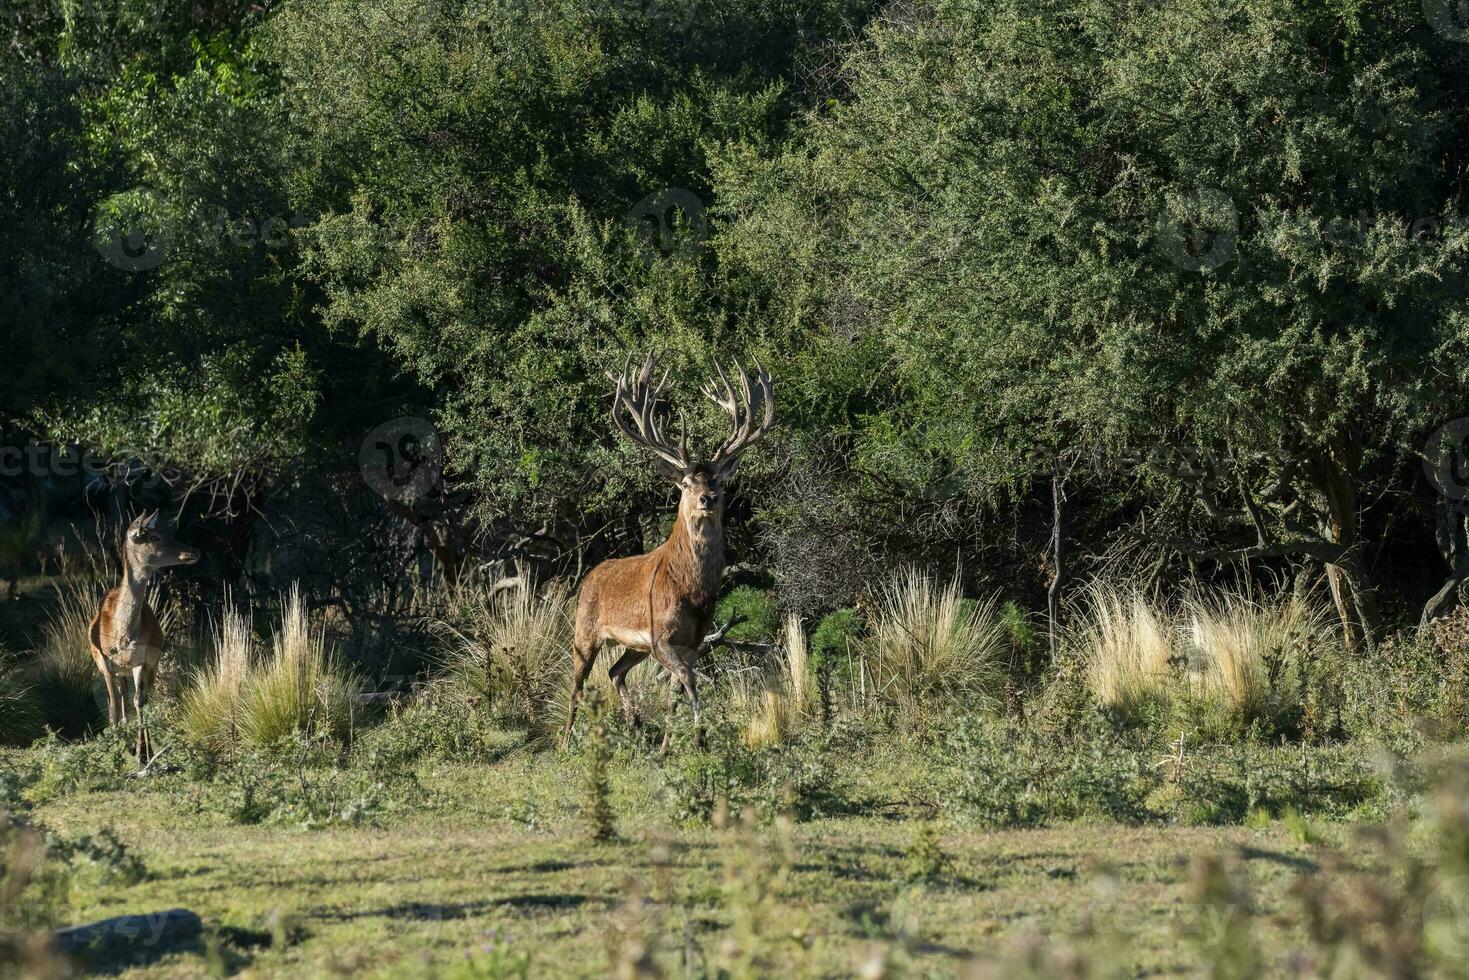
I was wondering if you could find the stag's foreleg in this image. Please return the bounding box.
[653,642,702,751]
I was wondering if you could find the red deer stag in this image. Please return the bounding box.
[89,511,199,762]
[562,353,775,749]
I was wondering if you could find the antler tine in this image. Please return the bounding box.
[609,351,691,477]
[706,354,777,473]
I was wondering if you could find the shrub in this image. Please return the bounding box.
[860,568,1006,731]
[728,614,815,749]
[1073,583,1339,740]
[240,586,356,748]
[176,595,255,754]
[715,586,780,643]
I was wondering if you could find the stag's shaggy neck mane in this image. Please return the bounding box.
[658,510,723,609]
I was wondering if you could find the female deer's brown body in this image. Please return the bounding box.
[88,511,199,762]
[562,354,774,748]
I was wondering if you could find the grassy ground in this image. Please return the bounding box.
[12,747,1337,979]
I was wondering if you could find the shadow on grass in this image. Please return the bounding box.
[317,894,597,923]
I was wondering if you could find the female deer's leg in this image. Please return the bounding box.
[607,647,650,726]
[130,664,152,763]
[562,639,598,750]
[99,665,121,726]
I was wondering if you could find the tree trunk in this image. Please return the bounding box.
[1047,460,1066,665]
[1422,502,1469,627]
[1306,449,1379,650]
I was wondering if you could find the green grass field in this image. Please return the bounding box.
[5,746,1361,979]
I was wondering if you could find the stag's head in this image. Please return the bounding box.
[123,511,200,577]
[609,352,776,528]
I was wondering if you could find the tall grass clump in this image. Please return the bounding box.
[241,586,355,747]
[0,649,43,746]
[861,568,1005,731]
[437,580,573,737]
[1075,582,1176,723]
[1179,592,1331,738]
[731,613,815,749]
[29,578,105,737]
[176,594,255,753]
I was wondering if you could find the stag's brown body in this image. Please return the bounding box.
[563,354,774,749]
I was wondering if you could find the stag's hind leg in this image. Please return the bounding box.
[562,638,598,750]
[607,647,650,727]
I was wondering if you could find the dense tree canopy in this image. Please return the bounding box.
[5,0,1469,627]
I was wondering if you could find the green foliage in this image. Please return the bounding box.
[660,720,843,826]
[903,817,946,882]
[940,715,1382,828]
[810,607,861,669]
[582,705,617,843]
[716,586,780,644]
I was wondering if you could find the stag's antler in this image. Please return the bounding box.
[609,353,691,479]
[703,357,775,476]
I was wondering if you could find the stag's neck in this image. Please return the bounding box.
[662,513,723,607]
[113,558,148,638]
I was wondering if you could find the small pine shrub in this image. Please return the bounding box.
[811,607,862,720]
[582,700,616,842]
[715,586,780,643]
[904,815,946,881]
[999,599,1043,675]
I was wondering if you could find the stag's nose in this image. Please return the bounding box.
[699,493,718,509]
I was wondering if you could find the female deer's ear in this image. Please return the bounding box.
[144,510,161,530]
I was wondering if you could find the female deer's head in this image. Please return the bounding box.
[123,511,200,577]
[609,353,776,528]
